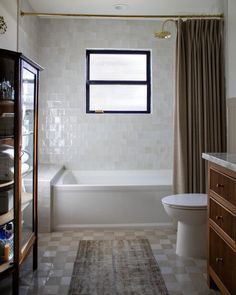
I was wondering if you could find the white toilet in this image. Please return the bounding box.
[162,194,207,259]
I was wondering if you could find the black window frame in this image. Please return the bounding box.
[86,49,151,114]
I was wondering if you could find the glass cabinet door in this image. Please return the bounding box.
[0,57,15,273]
[0,56,15,269]
[20,62,36,249]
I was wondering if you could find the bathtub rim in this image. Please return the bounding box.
[53,184,172,192]
[53,169,173,192]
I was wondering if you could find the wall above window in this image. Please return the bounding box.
[86,49,151,114]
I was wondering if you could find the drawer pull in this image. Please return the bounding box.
[216,257,223,263]
[216,183,224,188]
[215,215,223,220]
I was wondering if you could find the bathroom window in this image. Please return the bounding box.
[86,49,151,113]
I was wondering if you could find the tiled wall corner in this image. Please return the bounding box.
[38,184,51,232]
[18,0,40,62]
[38,165,64,233]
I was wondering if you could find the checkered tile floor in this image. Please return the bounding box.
[0,228,221,295]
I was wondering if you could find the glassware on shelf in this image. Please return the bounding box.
[24,109,33,132]
[0,144,31,184]
[0,240,5,264]
[0,145,14,182]
[0,80,14,101]
[0,189,13,215]
[0,113,14,138]
[0,223,14,263]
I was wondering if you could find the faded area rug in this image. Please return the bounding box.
[68,239,169,295]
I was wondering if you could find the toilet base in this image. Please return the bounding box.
[176,221,207,259]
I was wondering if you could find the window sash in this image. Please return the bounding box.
[89,53,147,81]
[86,50,151,113]
[89,84,148,112]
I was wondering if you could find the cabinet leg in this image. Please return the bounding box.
[208,275,217,289]
[33,240,38,270]
[12,268,19,295]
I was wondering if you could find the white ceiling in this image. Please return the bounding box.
[27,0,224,16]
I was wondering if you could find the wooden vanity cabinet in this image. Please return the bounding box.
[207,162,236,295]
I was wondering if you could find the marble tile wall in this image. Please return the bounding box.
[38,19,175,170]
[18,0,40,62]
[227,97,236,153]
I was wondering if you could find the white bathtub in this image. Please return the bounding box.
[52,170,173,230]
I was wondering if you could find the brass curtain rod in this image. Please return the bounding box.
[20,11,224,19]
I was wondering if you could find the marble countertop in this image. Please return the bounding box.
[202,153,236,172]
[38,164,64,182]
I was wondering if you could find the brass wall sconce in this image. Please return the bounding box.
[0,16,7,34]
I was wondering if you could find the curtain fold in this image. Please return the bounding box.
[173,19,226,194]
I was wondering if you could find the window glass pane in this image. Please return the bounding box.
[90,54,147,81]
[89,85,147,111]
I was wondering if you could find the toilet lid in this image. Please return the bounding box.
[162,194,207,209]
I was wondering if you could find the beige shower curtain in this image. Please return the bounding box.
[173,19,226,194]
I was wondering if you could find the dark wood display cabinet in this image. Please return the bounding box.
[0,49,42,294]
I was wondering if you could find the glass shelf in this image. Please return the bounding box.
[0,180,14,190]
[0,209,13,226]
[21,192,32,211]
[0,260,14,273]
[0,136,14,140]
[0,100,14,105]
[22,167,33,178]
[22,131,33,137]
[0,167,33,190]
[0,192,32,227]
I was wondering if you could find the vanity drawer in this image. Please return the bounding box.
[209,198,236,241]
[209,228,236,295]
[210,169,236,206]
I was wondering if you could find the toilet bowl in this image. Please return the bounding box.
[162,194,207,259]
